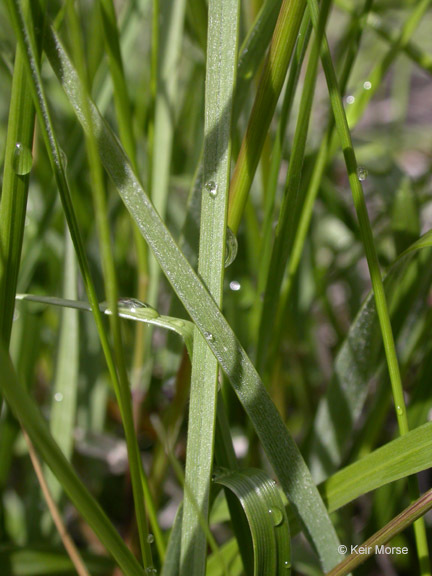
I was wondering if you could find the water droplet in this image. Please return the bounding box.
[268,506,284,526]
[225,227,238,268]
[229,280,241,291]
[363,80,372,90]
[283,560,291,570]
[59,148,68,170]
[12,143,33,175]
[54,392,64,402]
[117,297,148,311]
[147,533,154,544]
[357,166,368,181]
[204,331,214,342]
[345,95,355,105]
[204,181,218,198]
[117,298,159,317]
[396,405,404,416]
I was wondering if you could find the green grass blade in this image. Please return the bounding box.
[44,230,79,506]
[213,468,291,575]
[181,0,240,573]
[0,347,145,576]
[44,23,343,571]
[0,0,39,347]
[321,422,432,513]
[234,0,282,117]
[228,0,306,234]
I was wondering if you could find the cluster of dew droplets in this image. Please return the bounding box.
[12,142,33,176]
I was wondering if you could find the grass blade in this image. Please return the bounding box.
[181,0,240,573]
[213,468,291,575]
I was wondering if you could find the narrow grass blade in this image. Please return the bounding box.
[15,294,195,359]
[234,0,282,117]
[0,547,114,576]
[44,229,79,505]
[0,0,40,347]
[326,489,432,576]
[181,0,240,573]
[44,23,343,571]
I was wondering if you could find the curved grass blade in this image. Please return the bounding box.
[0,346,145,576]
[213,468,291,575]
[44,22,343,571]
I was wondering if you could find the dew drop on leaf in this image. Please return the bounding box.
[268,506,284,526]
[357,166,368,182]
[225,227,238,268]
[12,142,33,175]
[205,180,218,197]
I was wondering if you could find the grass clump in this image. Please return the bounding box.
[1,1,432,575]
